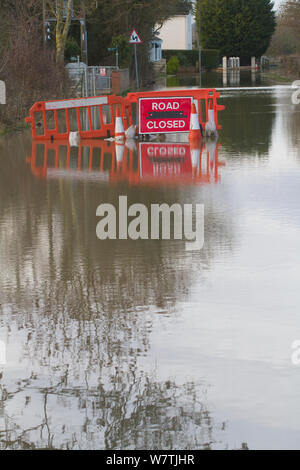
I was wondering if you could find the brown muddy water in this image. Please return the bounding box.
[0,79,300,450]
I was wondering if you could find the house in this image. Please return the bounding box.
[158,13,193,51]
[149,35,163,62]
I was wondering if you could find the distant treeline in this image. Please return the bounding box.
[267,0,300,57]
[195,0,276,63]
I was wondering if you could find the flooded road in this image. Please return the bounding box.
[0,80,300,449]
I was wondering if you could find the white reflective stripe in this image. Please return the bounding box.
[46,169,110,181]
[45,96,108,110]
[216,86,294,91]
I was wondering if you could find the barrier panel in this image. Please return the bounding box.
[25,95,132,141]
[26,139,225,185]
[126,89,225,135]
[26,89,225,141]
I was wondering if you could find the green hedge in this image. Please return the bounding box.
[166,56,180,75]
[162,49,220,70]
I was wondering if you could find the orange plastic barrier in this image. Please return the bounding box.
[25,89,225,141]
[25,95,132,141]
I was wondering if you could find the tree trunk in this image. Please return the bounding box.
[56,32,65,63]
[55,0,73,63]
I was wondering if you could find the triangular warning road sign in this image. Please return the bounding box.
[129,29,142,44]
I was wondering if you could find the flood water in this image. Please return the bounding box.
[0,73,300,450]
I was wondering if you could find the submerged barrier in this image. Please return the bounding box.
[127,89,224,136]
[25,95,132,141]
[25,89,225,141]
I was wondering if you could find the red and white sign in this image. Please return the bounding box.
[139,143,192,180]
[100,68,106,76]
[129,29,142,44]
[139,97,192,134]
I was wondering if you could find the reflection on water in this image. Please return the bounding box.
[0,137,230,450]
[165,70,267,89]
[220,90,277,156]
[0,86,300,449]
[26,138,225,186]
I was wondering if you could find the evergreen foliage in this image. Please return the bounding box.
[196,0,276,60]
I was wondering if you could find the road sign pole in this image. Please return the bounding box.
[129,29,142,90]
[134,43,139,89]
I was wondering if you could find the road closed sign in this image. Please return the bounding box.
[139,97,193,134]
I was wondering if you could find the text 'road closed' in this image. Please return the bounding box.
[139,97,192,134]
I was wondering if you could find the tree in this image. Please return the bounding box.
[0,0,68,127]
[267,0,300,56]
[111,35,131,68]
[45,0,97,63]
[281,0,300,37]
[87,0,192,80]
[196,0,276,61]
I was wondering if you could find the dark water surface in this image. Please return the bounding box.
[0,78,300,449]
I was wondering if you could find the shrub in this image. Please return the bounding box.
[166,56,180,75]
[65,37,81,61]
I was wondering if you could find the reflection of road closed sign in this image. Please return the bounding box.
[139,97,192,134]
[139,143,192,179]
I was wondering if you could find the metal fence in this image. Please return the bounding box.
[66,64,118,97]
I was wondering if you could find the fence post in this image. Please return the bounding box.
[92,67,96,96]
[0,80,6,105]
[84,67,88,97]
